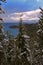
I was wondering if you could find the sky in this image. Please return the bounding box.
[1,0,43,23]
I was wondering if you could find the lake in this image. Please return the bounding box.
[2,23,19,37]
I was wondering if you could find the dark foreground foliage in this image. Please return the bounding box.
[0,0,43,65]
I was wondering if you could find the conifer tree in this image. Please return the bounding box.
[13,18,30,65]
[0,0,6,65]
[37,8,43,65]
[0,0,5,41]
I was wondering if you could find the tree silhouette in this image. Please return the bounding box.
[37,8,43,65]
[13,18,30,65]
[0,0,6,65]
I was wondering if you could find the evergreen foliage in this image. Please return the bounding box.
[0,1,43,65]
[12,18,30,65]
[37,8,43,65]
[0,0,6,65]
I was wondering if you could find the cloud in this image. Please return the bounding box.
[8,9,40,21]
[3,9,41,22]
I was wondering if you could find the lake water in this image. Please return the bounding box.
[2,22,36,37]
[2,23,19,37]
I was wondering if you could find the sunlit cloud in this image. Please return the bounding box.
[3,9,41,23]
[8,9,40,21]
